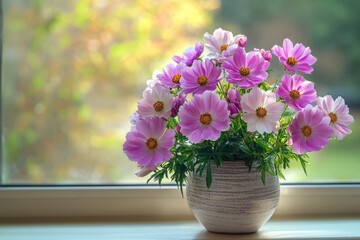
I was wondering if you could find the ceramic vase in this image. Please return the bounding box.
[186,161,280,233]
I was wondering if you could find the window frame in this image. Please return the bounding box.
[0,0,3,184]
[1,3,360,222]
[1,184,360,220]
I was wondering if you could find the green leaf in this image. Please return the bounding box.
[258,81,271,91]
[196,161,207,177]
[261,169,266,185]
[238,144,251,155]
[277,170,285,180]
[299,155,308,176]
[206,160,212,189]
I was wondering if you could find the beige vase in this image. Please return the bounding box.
[186,160,280,234]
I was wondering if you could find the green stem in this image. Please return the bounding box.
[217,82,227,99]
[237,117,255,152]
[272,70,285,92]
[274,104,289,150]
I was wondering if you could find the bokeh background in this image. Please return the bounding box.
[1,0,360,184]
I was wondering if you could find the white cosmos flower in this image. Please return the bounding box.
[317,95,354,140]
[203,28,246,60]
[137,84,173,119]
[241,87,284,134]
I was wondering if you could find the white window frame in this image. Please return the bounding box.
[1,184,360,220]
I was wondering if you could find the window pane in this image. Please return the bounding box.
[2,0,359,184]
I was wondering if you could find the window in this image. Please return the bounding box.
[1,0,360,221]
[1,0,360,186]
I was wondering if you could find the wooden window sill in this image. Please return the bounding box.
[1,217,360,239]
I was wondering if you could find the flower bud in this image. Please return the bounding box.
[238,36,247,48]
[261,49,272,62]
[171,93,186,117]
[227,89,242,117]
[176,125,183,135]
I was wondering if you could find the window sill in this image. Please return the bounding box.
[1,218,360,239]
[0,184,360,220]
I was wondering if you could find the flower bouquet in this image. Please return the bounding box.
[123,28,354,192]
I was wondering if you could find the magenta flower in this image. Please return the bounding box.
[173,41,204,67]
[203,28,246,59]
[157,63,185,89]
[123,117,175,168]
[137,84,173,119]
[227,88,242,117]
[181,59,222,95]
[288,105,333,154]
[241,87,284,134]
[317,95,354,140]
[178,91,230,143]
[272,38,317,74]
[276,74,317,111]
[171,93,187,117]
[222,48,269,89]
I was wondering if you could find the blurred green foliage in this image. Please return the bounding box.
[216,0,360,106]
[2,0,219,183]
[1,0,359,183]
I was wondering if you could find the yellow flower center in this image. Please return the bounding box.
[197,76,208,86]
[302,125,312,137]
[220,44,228,52]
[172,74,181,84]
[329,112,338,123]
[256,107,267,118]
[200,113,212,125]
[239,67,250,76]
[287,57,298,66]
[153,101,164,112]
[290,90,301,99]
[146,138,157,150]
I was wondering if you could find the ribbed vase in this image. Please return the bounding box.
[186,161,280,234]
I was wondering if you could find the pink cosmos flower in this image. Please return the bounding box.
[222,48,269,89]
[123,117,175,168]
[317,95,354,140]
[241,87,284,134]
[276,74,317,111]
[171,93,187,117]
[173,41,204,67]
[288,105,333,154]
[137,84,173,119]
[272,38,317,74]
[203,28,246,60]
[178,91,230,143]
[181,59,222,95]
[157,63,185,88]
[227,88,242,117]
